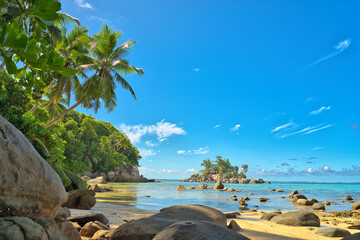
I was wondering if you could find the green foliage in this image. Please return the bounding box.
[199,156,247,178]
[63,168,87,191]
[32,138,51,160]
[50,162,72,188]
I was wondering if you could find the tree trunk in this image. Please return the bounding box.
[0,53,15,69]
[44,99,83,129]
[30,100,39,113]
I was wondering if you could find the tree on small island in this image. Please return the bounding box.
[200,156,247,179]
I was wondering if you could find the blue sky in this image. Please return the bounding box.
[62,0,360,181]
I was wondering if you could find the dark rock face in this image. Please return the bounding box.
[110,204,227,240]
[228,220,241,231]
[62,190,96,210]
[351,201,360,212]
[152,221,249,240]
[260,212,281,221]
[270,211,320,227]
[0,216,81,240]
[214,181,224,190]
[67,213,109,227]
[0,116,68,218]
[315,227,351,237]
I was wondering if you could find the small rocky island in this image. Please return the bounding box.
[183,156,270,184]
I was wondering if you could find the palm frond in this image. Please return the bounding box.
[115,73,136,99]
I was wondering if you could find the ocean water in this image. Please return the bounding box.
[102,180,360,213]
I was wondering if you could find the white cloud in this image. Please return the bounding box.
[230,124,241,131]
[139,148,159,158]
[145,141,158,147]
[74,0,93,9]
[213,124,221,128]
[307,168,313,173]
[301,38,351,70]
[139,166,197,174]
[193,68,200,72]
[304,124,334,134]
[271,122,294,133]
[305,97,314,103]
[177,147,209,155]
[310,106,331,115]
[312,146,324,150]
[119,120,186,143]
[88,16,109,23]
[323,165,330,171]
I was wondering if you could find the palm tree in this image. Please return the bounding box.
[44,24,144,128]
[40,91,67,119]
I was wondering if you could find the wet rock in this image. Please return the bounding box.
[249,178,257,184]
[296,199,314,206]
[226,188,235,192]
[177,185,186,191]
[214,181,224,190]
[187,186,196,189]
[270,211,320,227]
[152,220,248,240]
[277,189,284,192]
[228,220,241,231]
[260,212,282,221]
[288,190,298,199]
[248,193,254,195]
[323,201,331,206]
[196,183,208,190]
[312,203,326,211]
[88,184,106,192]
[258,197,269,202]
[111,204,227,240]
[292,194,307,202]
[309,198,318,203]
[269,189,276,191]
[344,195,353,201]
[238,206,250,211]
[243,197,250,201]
[0,116,67,218]
[315,227,351,237]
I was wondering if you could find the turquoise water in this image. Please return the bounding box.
[113,180,360,212]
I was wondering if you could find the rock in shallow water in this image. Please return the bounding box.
[152,221,249,240]
[0,115,67,218]
[110,204,227,240]
[270,211,320,227]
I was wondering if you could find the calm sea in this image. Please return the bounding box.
[103,180,360,212]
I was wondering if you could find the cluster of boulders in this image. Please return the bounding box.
[110,204,247,240]
[82,165,150,183]
[67,213,111,239]
[183,173,270,184]
[0,116,82,239]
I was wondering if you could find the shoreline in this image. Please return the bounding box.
[70,202,360,240]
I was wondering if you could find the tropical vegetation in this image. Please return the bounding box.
[0,0,144,190]
[200,156,248,179]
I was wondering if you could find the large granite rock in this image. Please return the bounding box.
[62,189,96,210]
[196,183,208,190]
[316,227,351,237]
[214,181,224,190]
[0,216,81,240]
[270,211,320,227]
[0,115,67,218]
[288,190,298,198]
[79,220,109,238]
[342,233,360,239]
[260,212,281,221]
[152,221,249,240]
[87,176,107,184]
[312,203,325,211]
[110,204,227,240]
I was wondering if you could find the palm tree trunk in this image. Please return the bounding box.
[30,100,39,113]
[44,98,84,129]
